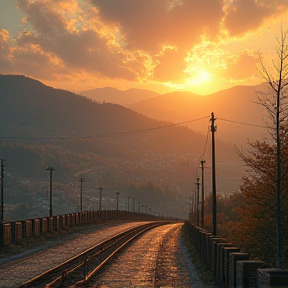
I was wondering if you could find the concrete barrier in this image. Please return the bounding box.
[40,217,47,233]
[211,237,224,277]
[60,215,66,228]
[15,222,22,243]
[87,211,91,223]
[80,212,85,224]
[235,260,264,288]
[229,253,250,287]
[25,220,32,238]
[187,223,288,288]
[216,242,233,287]
[65,214,70,226]
[223,247,240,288]
[3,223,11,245]
[257,268,288,287]
[21,220,26,238]
[204,232,212,265]
[71,214,75,225]
[33,219,40,236]
[48,217,53,232]
[0,211,166,249]
[75,213,79,225]
[53,216,60,230]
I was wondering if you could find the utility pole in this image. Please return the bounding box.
[200,160,206,228]
[210,112,217,235]
[191,193,194,223]
[133,197,135,212]
[195,176,200,226]
[138,201,141,213]
[97,185,103,218]
[79,176,84,212]
[46,166,55,218]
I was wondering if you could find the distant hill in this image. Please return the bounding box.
[0,75,167,139]
[78,84,270,146]
[128,85,270,145]
[0,74,250,219]
[79,87,160,105]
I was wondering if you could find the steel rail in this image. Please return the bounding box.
[19,221,169,288]
[74,222,161,287]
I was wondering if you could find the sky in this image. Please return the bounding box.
[0,0,288,95]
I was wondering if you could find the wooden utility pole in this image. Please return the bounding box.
[97,186,103,218]
[46,166,55,218]
[211,112,217,235]
[196,176,200,226]
[200,160,206,228]
[79,176,84,212]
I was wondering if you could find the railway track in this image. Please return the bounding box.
[19,221,170,288]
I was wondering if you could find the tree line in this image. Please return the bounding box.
[202,29,288,269]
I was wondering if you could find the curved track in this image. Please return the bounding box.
[19,222,169,288]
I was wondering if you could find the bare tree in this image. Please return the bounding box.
[256,27,288,268]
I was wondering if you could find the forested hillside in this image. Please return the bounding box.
[0,75,243,220]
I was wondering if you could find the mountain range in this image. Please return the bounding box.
[0,74,270,219]
[80,87,160,105]
[80,84,270,146]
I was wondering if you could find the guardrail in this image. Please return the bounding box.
[188,222,288,288]
[0,210,171,247]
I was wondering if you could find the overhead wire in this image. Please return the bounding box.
[217,117,269,128]
[0,116,210,141]
[201,123,210,159]
[197,116,269,167]
[0,115,271,141]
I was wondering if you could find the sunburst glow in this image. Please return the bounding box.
[0,0,287,94]
[188,70,213,86]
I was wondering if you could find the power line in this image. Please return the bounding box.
[201,124,210,159]
[0,115,270,141]
[0,116,210,141]
[217,118,269,128]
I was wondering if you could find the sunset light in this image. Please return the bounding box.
[2,1,288,280]
[0,0,287,93]
[188,71,213,86]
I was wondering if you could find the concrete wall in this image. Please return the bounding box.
[188,223,288,287]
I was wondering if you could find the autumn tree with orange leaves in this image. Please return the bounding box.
[229,29,288,268]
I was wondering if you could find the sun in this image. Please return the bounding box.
[162,70,214,94]
[190,70,213,86]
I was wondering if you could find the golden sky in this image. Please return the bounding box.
[0,0,288,94]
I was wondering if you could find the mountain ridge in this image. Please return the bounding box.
[0,74,253,219]
[79,86,160,105]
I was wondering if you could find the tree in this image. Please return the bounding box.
[239,28,288,268]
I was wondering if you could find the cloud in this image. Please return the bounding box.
[153,48,188,82]
[223,50,259,80]
[91,0,224,53]
[14,0,137,81]
[0,29,12,71]
[1,0,286,91]
[224,0,288,37]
